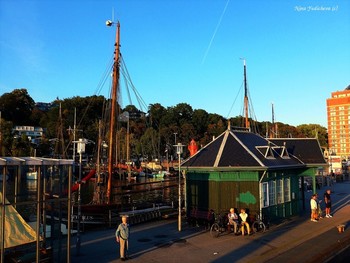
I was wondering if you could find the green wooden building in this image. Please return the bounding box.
[182,125,327,223]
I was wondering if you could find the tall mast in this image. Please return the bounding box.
[271,103,278,138]
[106,21,120,204]
[0,111,2,156]
[271,103,275,138]
[73,107,76,165]
[95,119,102,204]
[55,103,66,158]
[242,59,250,129]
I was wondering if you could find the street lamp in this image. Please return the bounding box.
[174,132,178,145]
[173,132,178,162]
[174,142,184,231]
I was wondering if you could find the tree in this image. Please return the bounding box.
[0,88,330,159]
[192,109,209,135]
[173,103,193,126]
[277,123,303,138]
[12,134,32,156]
[0,119,14,156]
[297,124,327,147]
[148,103,166,129]
[30,107,46,127]
[0,89,35,125]
[159,107,177,128]
[140,127,159,160]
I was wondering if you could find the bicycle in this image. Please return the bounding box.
[210,211,228,238]
[251,213,267,233]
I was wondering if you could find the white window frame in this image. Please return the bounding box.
[261,178,291,208]
[284,178,291,202]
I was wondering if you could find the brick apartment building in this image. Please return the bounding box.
[326,85,350,172]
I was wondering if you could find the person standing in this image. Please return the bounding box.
[324,189,333,218]
[310,194,318,222]
[315,193,323,219]
[116,215,130,261]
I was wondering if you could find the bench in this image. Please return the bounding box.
[188,209,214,229]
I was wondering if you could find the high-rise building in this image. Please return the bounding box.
[326,85,350,160]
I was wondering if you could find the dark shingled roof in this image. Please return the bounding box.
[182,128,305,169]
[269,138,326,165]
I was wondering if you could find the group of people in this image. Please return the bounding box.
[310,189,333,222]
[227,208,251,236]
[114,189,335,260]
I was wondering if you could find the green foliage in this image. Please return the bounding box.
[0,119,14,156]
[0,89,35,125]
[11,134,32,156]
[0,89,329,158]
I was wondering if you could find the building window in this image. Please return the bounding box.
[262,178,291,207]
[277,179,283,204]
[262,183,268,208]
[268,181,276,206]
[284,178,291,202]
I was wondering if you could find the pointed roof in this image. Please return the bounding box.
[183,127,304,170]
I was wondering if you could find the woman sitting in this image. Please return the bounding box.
[239,208,251,236]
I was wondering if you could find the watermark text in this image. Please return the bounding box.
[294,5,339,12]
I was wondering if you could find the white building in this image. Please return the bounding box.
[13,126,44,143]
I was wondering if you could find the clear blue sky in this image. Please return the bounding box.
[1,0,349,128]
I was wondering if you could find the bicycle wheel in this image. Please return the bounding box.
[210,223,220,238]
[252,221,266,233]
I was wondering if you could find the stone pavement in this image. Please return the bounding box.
[71,180,350,263]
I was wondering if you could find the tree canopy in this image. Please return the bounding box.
[0,89,328,159]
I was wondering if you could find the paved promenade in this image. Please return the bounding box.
[71,180,350,263]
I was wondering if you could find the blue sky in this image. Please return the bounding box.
[1,0,349,128]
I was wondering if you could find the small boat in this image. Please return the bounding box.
[148,171,166,178]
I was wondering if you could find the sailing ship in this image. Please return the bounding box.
[68,21,124,226]
[65,20,175,227]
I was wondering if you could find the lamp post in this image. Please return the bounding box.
[75,138,86,256]
[174,142,184,231]
[174,132,177,145]
[173,132,178,162]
